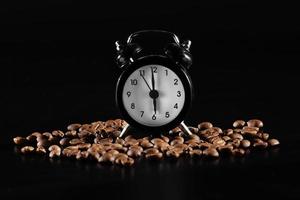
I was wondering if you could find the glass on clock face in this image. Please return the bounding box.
[122,64,185,127]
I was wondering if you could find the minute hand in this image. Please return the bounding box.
[151,67,155,90]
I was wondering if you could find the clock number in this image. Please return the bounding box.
[165,69,168,76]
[126,91,131,97]
[152,114,156,120]
[131,103,135,109]
[131,79,138,85]
[177,91,181,97]
[152,67,157,73]
[174,79,178,85]
[174,103,178,109]
[139,70,145,76]
[140,111,144,117]
[165,112,170,118]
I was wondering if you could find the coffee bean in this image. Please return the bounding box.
[241,140,251,148]
[49,149,61,158]
[144,148,160,154]
[189,126,199,134]
[233,120,246,128]
[262,133,269,141]
[59,138,70,146]
[140,140,154,148]
[151,138,165,144]
[241,126,258,136]
[189,149,202,157]
[169,126,181,134]
[189,134,200,141]
[77,130,91,138]
[230,133,243,141]
[170,139,184,146]
[198,122,213,130]
[42,132,53,140]
[199,142,212,150]
[224,129,233,135]
[52,130,64,137]
[98,152,116,163]
[218,144,233,153]
[253,141,268,149]
[48,145,61,152]
[268,139,280,146]
[65,130,77,137]
[124,138,139,146]
[154,142,169,152]
[160,135,170,143]
[145,152,163,159]
[13,137,27,145]
[116,138,125,145]
[127,149,142,157]
[69,138,84,145]
[77,143,91,150]
[107,149,119,155]
[166,150,180,158]
[229,139,240,148]
[203,148,219,158]
[233,129,242,133]
[21,146,35,154]
[26,134,37,142]
[67,123,82,131]
[222,136,231,142]
[36,146,47,154]
[232,148,245,156]
[129,145,143,152]
[247,119,263,128]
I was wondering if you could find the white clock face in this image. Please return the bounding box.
[122,64,185,127]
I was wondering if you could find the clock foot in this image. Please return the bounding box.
[118,123,130,138]
[179,121,193,137]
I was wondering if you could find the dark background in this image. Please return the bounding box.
[1,1,300,199]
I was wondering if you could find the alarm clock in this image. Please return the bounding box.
[115,30,194,137]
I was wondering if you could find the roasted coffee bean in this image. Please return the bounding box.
[247,119,263,128]
[62,147,79,157]
[198,122,213,130]
[189,134,200,141]
[124,135,134,142]
[21,146,34,154]
[210,137,226,146]
[107,149,119,155]
[67,123,81,131]
[65,130,77,137]
[59,138,70,146]
[36,146,47,154]
[144,148,159,154]
[13,137,27,145]
[241,126,258,136]
[169,126,181,134]
[229,139,240,148]
[224,129,233,135]
[268,139,280,146]
[189,149,202,156]
[77,130,91,138]
[77,143,91,150]
[98,152,116,163]
[140,140,154,148]
[218,144,233,153]
[166,150,180,158]
[26,134,37,142]
[199,142,212,150]
[129,145,143,152]
[262,133,269,141]
[222,136,231,142]
[232,148,245,156]
[154,142,169,152]
[145,152,163,159]
[124,138,139,146]
[233,120,245,128]
[76,151,89,160]
[253,141,268,148]
[151,138,165,144]
[241,140,251,148]
[127,149,142,157]
[160,135,170,143]
[116,138,125,145]
[69,138,84,145]
[42,132,53,140]
[52,130,64,137]
[230,133,243,141]
[49,149,61,158]
[233,129,242,133]
[174,136,184,143]
[189,127,199,134]
[49,145,61,152]
[203,148,219,158]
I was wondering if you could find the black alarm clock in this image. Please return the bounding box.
[115,30,194,137]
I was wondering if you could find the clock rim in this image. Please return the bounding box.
[115,55,193,132]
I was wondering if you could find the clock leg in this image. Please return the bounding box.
[119,123,130,138]
[179,121,193,137]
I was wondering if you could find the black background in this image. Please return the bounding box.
[1,1,300,199]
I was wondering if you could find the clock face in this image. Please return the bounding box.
[122,64,185,127]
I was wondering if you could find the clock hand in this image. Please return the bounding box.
[151,67,157,115]
[140,74,152,91]
[151,67,155,91]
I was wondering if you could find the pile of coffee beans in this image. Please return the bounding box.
[13,119,280,166]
